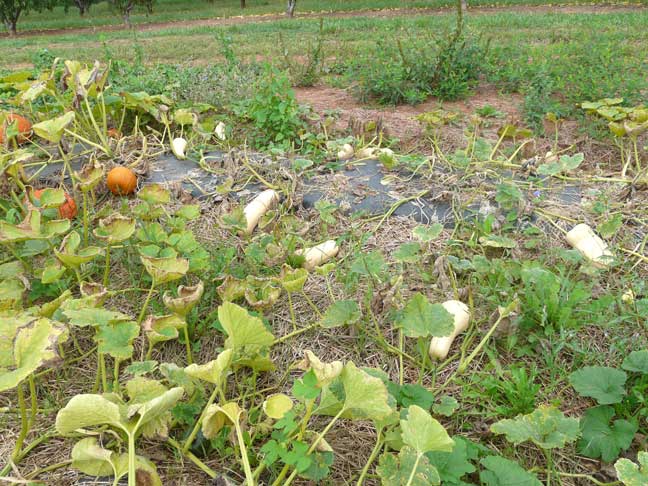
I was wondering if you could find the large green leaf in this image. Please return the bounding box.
[202,402,241,439]
[138,184,171,205]
[426,436,479,486]
[401,405,454,454]
[319,300,361,328]
[278,265,308,293]
[0,316,68,392]
[32,111,75,143]
[0,209,70,243]
[569,366,627,405]
[71,437,122,477]
[218,302,274,367]
[396,293,454,338]
[56,394,128,435]
[95,320,140,359]
[344,362,393,420]
[141,254,189,285]
[184,349,233,385]
[537,153,584,176]
[143,314,185,347]
[622,351,648,374]
[490,405,580,449]
[93,214,136,245]
[297,350,343,387]
[616,452,648,486]
[578,406,637,462]
[55,231,103,269]
[376,447,441,486]
[480,456,542,486]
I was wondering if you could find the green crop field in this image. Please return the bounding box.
[0,1,647,486]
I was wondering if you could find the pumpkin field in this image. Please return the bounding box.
[0,1,647,485]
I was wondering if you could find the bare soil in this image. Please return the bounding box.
[295,83,523,142]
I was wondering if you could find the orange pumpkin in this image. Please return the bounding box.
[107,128,122,139]
[30,188,78,220]
[106,167,137,195]
[0,114,32,144]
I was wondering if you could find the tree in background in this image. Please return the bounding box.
[1,0,52,35]
[108,0,154,25]
[67,0,94,16]
[286,0,296,17]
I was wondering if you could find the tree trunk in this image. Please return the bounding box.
[240,0,246,8]
[8,19,17,36]
[286,0,296,17]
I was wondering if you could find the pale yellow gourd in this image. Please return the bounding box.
[171,137,188,160]
[298,240,339,270]
[565,223,613,268]
[243,189,279,235]
[428,300,470,361]
[337,143,354,161]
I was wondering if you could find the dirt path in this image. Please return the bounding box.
[1,3,644,39]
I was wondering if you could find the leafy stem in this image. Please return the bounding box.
[137,281,156,325]
[182,385,221,454]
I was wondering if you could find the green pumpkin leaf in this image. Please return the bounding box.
[616,451,648,486]
[537,153,584,176]
[0,316,68,392]
[402,405,454,454]
[76,161,104,192]
[71,437,121,477]
[138,184,171,205]
[56,394,127,435]
[622,350,648,374]
[202,402,241,439]
[143,314,185,347]
[377,447,441,486]
[31,187,66,209]
[319,300,361,328]
[337,361,392,420]
[263,393,294,419]
[32,111,75,143]
[578,406,637,462]
[426,436,479,486]
[413,223,443,242]
[141,254,189,285]
[396,293,454,338]
[94,214,136,244]
[219,302,274,352]
[569,366,627,405]
[95,320,140,359]
[278,265,308,292]
[174,205,201,220]
[480,456,542,486]
[0,209,70,243]
[55,231,103,269]
[184,349,233,385]
[432,395,459,417]
[490,405,580,449]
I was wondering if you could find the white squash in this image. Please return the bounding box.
[337,143,354,161]
[622,289,635,303]
[215,122,226,141]
[566,223,613,268]
[243,189,279,235]
[356,147,378,159]
[171,137,188,160]
[298,240,339,270]
[428,300,470,361]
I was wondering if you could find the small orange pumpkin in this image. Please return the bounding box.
[107,128,122,139]
[106,167,137,195]
[0,114,32,144]
[30,188,78,220]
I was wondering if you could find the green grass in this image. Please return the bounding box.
[4,0,643,33]
[2,8,646,117]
